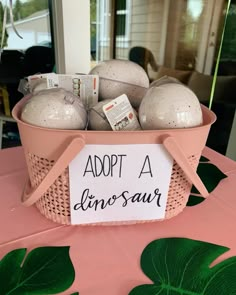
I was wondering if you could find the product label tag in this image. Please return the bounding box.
[28,73,99,109]
[103,94,141,131]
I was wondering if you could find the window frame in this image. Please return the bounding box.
[98,0,131,48]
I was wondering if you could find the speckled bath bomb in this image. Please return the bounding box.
[150,75,182,88]
[89,59,149,108]
[21,88,87,129]
[88,99,112,130]
[139,83,203,130]
[88,98,139,131]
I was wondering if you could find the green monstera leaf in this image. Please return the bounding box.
[129,238,236,295]
[187,156,227,206]
[0,246,75,295]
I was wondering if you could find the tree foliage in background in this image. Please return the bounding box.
[13,0,22,20]
[0,1,8,48]
[90,0,97,54]
[221,3,236,59]
[13,0,48,21]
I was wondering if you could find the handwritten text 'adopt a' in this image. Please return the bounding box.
[69,144,173,224]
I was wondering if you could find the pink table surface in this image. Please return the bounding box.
[0,146,236,295]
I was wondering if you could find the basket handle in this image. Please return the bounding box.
[162,135,209,198]
[22,136,86,207]
[22,134,208,206]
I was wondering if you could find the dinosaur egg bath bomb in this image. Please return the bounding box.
[89,59,149,108]
[150,75,182,88]
[21,88,87,129]
[88,99,139,130]
[88,99,112,130]
[139,83,203,130]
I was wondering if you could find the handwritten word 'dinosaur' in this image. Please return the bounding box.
[73,188,162,212]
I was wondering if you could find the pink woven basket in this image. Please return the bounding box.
[12,95,216,225]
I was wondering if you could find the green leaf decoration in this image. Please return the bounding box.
[70,293,79,295]
[0,246,75,295]
[129,237,236,295]
[187,194,205,206]
[199,155,210,162]
[0,249,27,295]
[187,156,227,206]
[192,162,227,193]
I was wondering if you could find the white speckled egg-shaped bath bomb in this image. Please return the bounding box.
[88,99,112,131]
[88,98,139,130]
[21,88,87,129]
[89,59,149,109]
[139,83,203,130]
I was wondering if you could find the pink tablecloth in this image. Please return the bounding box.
[0,146,236,294]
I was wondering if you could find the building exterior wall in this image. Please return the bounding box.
[129,0,165,64]
[6,13,51,50]
[98,0,166,67]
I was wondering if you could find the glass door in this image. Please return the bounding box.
[0,0,55,148]
[88,0,236,159]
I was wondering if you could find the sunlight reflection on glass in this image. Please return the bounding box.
[187,0,204,20]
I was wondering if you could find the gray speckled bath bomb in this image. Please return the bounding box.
[89,59,149,108]
[21,88,87,129]
[88,99,112,130]
[139,83,203,130]
[88,98,139,130]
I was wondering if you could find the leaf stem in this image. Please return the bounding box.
[5,253,59,295]
[161,284,202,295]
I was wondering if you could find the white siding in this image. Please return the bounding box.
[99,0,167,71]
[6,13,51,50]
[129,0,165,65]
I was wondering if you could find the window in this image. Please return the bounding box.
[115,0,131,47]
[0,0,54,149]
[98,0,131,50]
[221,2,236,60]
[5,0,52,50]
[116,0,127,37]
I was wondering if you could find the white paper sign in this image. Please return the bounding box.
[69,144,173,225]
